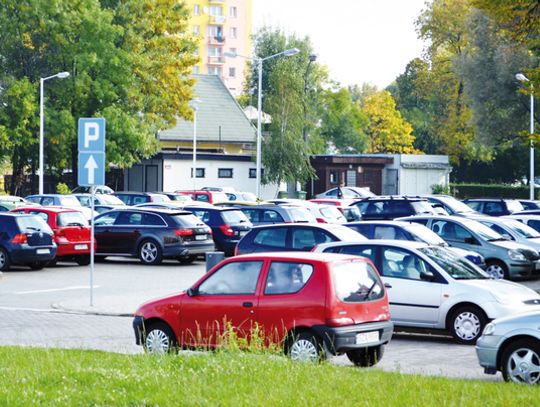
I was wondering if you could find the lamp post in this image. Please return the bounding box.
[303,54,317,143]
[39,71,70,194]
[190,99,201,191]
[516,73,535,199]
[224,48,300,199]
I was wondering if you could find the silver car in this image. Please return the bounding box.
[477,311,540,384]
[314,240,540,344]
[478,216,540,252]
[400,215,540,280]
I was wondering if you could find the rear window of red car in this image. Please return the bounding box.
[332,260,384,303]
[57,211,88,226]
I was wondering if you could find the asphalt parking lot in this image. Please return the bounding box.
[1,257,526,381]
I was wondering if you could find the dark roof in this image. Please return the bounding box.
[159,74,256,144]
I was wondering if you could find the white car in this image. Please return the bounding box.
[315,186,375,199]
[313,240,540,344]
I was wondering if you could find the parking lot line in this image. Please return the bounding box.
[15,286,101,295]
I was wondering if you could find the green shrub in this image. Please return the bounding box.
[56,182,70,195]
[450,183,539,199]
[431,184,452,195]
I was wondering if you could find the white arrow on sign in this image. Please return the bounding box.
[84,155,98,185]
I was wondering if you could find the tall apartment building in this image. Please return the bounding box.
[185,0,252,95]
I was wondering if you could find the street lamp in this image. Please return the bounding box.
[516,73,535,199]
[190,99,202,191]
[39,71,70,194]
[224,47,300,199]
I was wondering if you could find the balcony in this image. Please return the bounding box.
[207,56,226,65]
[210,15,226,24]
[208,36,226,45]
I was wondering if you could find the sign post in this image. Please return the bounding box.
[77,118,106,307]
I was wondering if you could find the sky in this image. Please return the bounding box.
[252,0,428,89]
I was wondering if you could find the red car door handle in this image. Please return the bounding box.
[242,302,253,308]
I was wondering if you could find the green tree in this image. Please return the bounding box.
[362,91,420,154]
[319,87,368,153]
[250,27,326,185]
[0,0,197,192]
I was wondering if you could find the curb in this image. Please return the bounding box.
[51,303,133,318]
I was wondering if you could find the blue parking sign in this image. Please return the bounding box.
[78,118,106,187]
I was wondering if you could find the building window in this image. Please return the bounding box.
[229,67,236,77]
[192,65,200,74]
[229,27,237,39]
[330,171,338,184]
[218,168,233,178]
[229,6,237,17]
[192,25,200,35]
[193,4,200,15]
[191,168,205,178]
[249,168,264,178]
[209,6,222,16]
[208,46,222,57]
[208,66,222,76]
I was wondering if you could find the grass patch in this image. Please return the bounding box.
[0,346,536,406]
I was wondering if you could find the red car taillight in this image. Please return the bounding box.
[55,229,66,238]
[175,229,194,237]
[325,317,354,327]
[11,234,27,244]
[219,224,235,237]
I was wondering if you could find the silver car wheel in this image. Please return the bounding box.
[454,311,481,341]
[485,264,504,279]
[290,339,319,362]
[0,250,6,268]
[146,329,170,354]
[141,242,158,263]
[507,347,540,384]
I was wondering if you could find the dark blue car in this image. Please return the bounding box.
[0,213,57,271]
[183,206,252,256]
[93,208,214,265]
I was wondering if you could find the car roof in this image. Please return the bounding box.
[464,198,515,202]
[398,214,471,222]
[15,207,78,214]
[98,207,191,215]
[113,191,162,196]
[250,223,348,231]
[315,239,429,250]
[347,220,417,227]
[231,251,372,263]
[359,196,427,201]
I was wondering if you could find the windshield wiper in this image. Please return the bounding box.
[488,237,508,242]
[25,227,40,232]
[361,281,378,300]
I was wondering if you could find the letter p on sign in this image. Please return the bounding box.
[84,122,100,148]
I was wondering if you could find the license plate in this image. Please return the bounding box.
[355,331,379,345]
[74,244,88,250]
[36,249,50,255]
[195,235,207,241]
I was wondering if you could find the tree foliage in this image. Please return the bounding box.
[0,0,197,192]
[362,91,419,154]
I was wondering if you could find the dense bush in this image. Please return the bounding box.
[450,183,538,199]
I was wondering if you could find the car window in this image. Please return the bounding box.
[172,214,205,227]
[292,228,333,250]
[191,210,211,224]
[527,220,540,233]
[142,213,166,226]
[332,260,384,302]
[264,262,313,295]
[132,196,148,205]
[389,201,413,215]
[287,207,317,222]
[28,210,49,222]
[25,196,41,204]
[94,212,118,226]
[241,209,258,223]
[484,202,504,215]
[196,194,209,202]
[326,245,376,264]
[373,226,408,240]
[481,222,511,239]
[115,195,130,204]
[433,220,473,242]
[116,212,143,226]
[77,196,91,207]
[221,210,249,224]
[349,224,371,238]
[343,207,362,222]
[41,197,55,206]
[16,216,53,234]
[506,200,524,213]
[408,218,428,226]
[342,188,361,198]
[198,261,263,295]
[57,212,87,226]
[380,247,430,281]
[253,228,287,248]
[466,201,482,211]
[361,201,386,216]
[262,210,284,223]
[419,246,487,280]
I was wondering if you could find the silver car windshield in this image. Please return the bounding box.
[418,246,488,280]
[502,219,540,239]
[406,223,447,246]
[435,196,475,213]
[460,219,503,241]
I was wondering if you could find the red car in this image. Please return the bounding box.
[11,207,93,265]
[133,252,393,366]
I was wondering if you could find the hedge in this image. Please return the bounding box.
[450,183,539,200]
